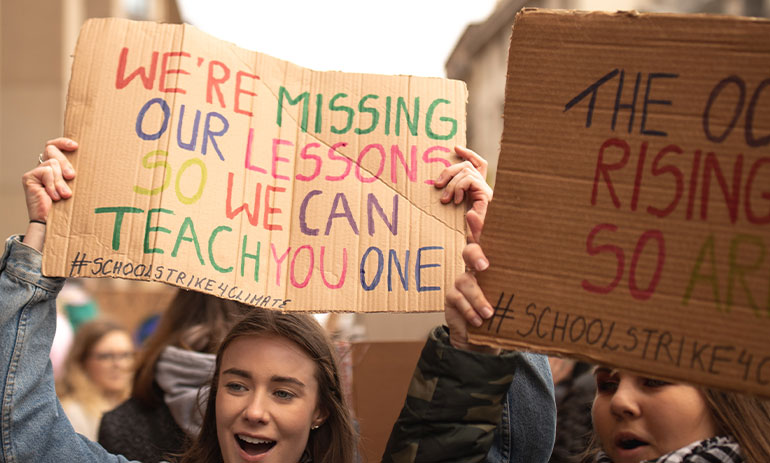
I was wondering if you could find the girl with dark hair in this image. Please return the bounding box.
[587,368,770,463]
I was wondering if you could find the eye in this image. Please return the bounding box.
[643,378,671,388]
[274,389,296,400]
[225,382,247,393]
[594,370,619,394]
[596,377,618,393]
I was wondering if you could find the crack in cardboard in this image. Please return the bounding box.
[255,71,464,236]
[148,22,188,275]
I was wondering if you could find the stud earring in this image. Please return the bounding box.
[311,424,320,430]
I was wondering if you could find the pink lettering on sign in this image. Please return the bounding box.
[115,47,258,115]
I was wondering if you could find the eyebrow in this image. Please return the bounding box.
[271,376,306,388]
[220,369,306,388]
[222,368,252,379]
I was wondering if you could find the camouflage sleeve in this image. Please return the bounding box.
[382,326,523,463]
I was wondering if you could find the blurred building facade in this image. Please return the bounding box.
[446,0,770,186]
[0,0,181,329]
[1,0,180,240]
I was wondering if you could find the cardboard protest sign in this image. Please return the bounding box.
[43,18,467,313]
[472,9,770,396]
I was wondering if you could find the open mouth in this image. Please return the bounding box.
[237,434,277,456]
[617,438,648,450]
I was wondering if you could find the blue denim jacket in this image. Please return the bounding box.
[488,352,556,462]
[0,236,135,463]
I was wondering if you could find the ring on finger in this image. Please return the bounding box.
[38,153,45,165]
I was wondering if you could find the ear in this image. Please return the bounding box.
[312,406,329,428]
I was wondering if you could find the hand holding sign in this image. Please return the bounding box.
[22,138,78,252]
[435,146,492,243]
[445,243,498,353]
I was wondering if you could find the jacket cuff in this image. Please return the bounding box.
[414,326,518,407]
[426,325,518,388]
[1,235,64,293]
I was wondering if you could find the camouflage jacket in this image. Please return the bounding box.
[382,326,555,463]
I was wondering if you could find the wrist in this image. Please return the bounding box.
[449,331,501,355]
[22,221,46,252]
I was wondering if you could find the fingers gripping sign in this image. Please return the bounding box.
[445,265,499,353]
[43,138,78,178]
[434,146,492,244]
[22,138,78,251]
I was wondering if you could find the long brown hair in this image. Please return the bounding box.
[178,310,357,463]
[703,388,770,462]
[132,290,252,407]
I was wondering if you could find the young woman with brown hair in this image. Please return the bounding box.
[588,367,770,463]
[178,309,357,463]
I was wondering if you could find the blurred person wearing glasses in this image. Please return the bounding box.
[56,319,135,440]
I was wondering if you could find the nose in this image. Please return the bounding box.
[116,353,135,368]
[609,379,641,419]
[242,391,270,424]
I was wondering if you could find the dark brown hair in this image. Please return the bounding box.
[703,388,770,462]
[132,290,252,407]
[178,309,357,463]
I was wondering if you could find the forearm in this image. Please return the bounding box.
[382,326,518,463]
[0,235,63,461]
[0,236,132,463]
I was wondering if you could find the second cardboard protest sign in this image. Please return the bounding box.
[473,10,770,396]
[43,18,467,312]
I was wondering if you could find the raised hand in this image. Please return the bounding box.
[21,137,78,251]
[434,146,492,243]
